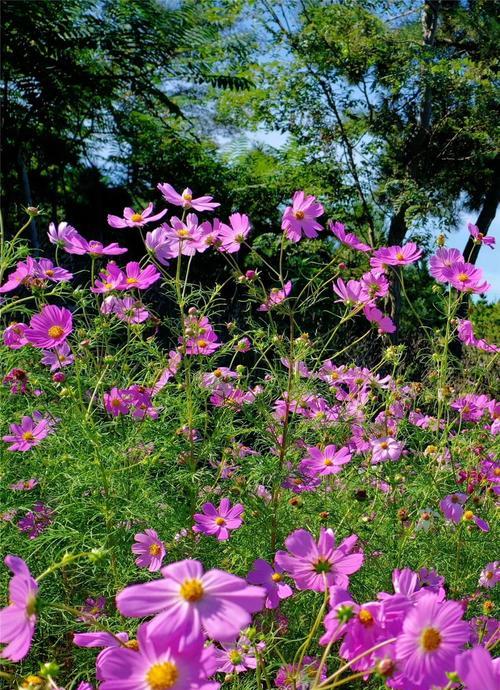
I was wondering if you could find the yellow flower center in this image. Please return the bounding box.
[395,252,405,261]
[131,213,143,223]
[215,516,226,526]
[48,325,65,339]
[111,398,122,407]
[103,282,113,289]
[457,272,469,282]
[358,608,374,626]
[126,277,139,284]
[149,543,162,556]
[486,571,494,579]
[463,510,474,521]
[380,441,389,449]
[420,627,442,652]
[324,458,333,466]
[182,192,192,201]
[125,639,139,650]
[22,676,43,687]
[229,650,243,665]
[45,269,55,277]
[177,228,190,238]
[214,368,223,377]
[293,210,305,220]
[271,572,282,582]
[197,339,208,348]
[146,661,179,690]
[180,578,204,602]
[22,431,35,441]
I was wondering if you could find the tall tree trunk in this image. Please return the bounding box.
[462,157,499,265]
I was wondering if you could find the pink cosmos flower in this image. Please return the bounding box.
[116,558,265,642]
[151,351,182,394]
[193,498,244,541]
[395,593,469,688]
[158,182,220,211]
[3,368,29,394]
[455,645,500,690]
[468,223,496,249]
[18,502,54,539]
[360,270,390,300]
[118,261,161,290]
[132,529,166,572]
[0,555,39,661]
[478,561,499,589]
[109,297,150,324]
[145,225,176,266]
[103,387,131,417]
[275,528,363,592]
[9,478,38,491]
[429,248,464,282]
[247,559,293,609]
[457,319,499,353]
[3,322,29,349]
[332,278,367,305]
[281,191,324,242]
[439,493,468,523]
[329,221,371,252]
[40,341,74,371]
[299,444,352,478]
[218,213,251,253]
[25,305,73,349]
[370,436,403,464]
[370,242,422,270]
[3,414,52,451]
[48,222,88,254]
[91,263,125,293]
[107,203,167,229]
[275,656,326,689]
[258,281,292,311]
[83,239,128,256]
[441,261,490,293]
[214,635,259,674]
[163,214,209,257]
[97,620,218,690]
[79,596,106,622]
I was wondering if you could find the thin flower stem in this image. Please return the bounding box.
[315,637,397,688]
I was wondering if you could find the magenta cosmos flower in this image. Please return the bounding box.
[218,213,251,253]
[116,559,265,642]
[25,304,72,349]
[455,645,500,690]
[132,529,166,572]
[3,322,29,349]
[275,528,363,592]
[247,558,293,609]
[441,261,490,293]
[83,239,128,256]
[329,221,371,252]
[193,498,244,541]
[479,561,499,589]
[395,593,469,688]
[107,203,167,229]
[214,634,259,675]
[429,248,464,282]
[258,280,292,312]
[370,242,422,270]
[370,436,403,464]
[439,493,468,523]
[97,620,218,690]
[468,223,496,249]
[3,414,52,451]
[158,182,220,211]
[0,555,39,662]
[457,319,499,353]
[281,191,324,242]
[118,261,161,290]
[299,444,352,478]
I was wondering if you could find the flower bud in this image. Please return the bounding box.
[52,372,65,383]
[39,661,60,677]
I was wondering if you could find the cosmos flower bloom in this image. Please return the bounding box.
[258,281,292,312]
[370,242,423,270]
[145,225,176,266]
[0,257,74,293]
[0,555,39,661]
[281,191,324,243]
[151,351,182,394]
[441,261,490,293]
[214,635,260,675]
[395,593,469,688]
[9,478,38,491]
[158,183,220,211]
[40,341,74,371]
[47,222,88,254]
[132,529,166,572]
[3,414,52,451]
[3,322,29,349]
[275,528,363,592]
[467,223,496,249]
[478,561,499,589]
[18,502,54,539]
[25,305,73,349]
[428,248,464,282]
[97,620,218,690]
[360,270,390,300]
[247,558,293,609]
[370,436,403,464]
[117,262,161,290]
[457,319,499,353]
[78,596,107,622]
[299,445,352,478]
[218,213,251,253]
[332,278,367,305]
[109,297,150,324]
[3,367,29,394]
[439,493,468,523]
[116,558,265,642]
[107,203,167,229]
[455,645,500,690]
[275,656,326,689]
[103,387,130,417]
[163,214,210,257]
[193,498,244,541]
[82,239,128,257]
[329,221,371,252]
